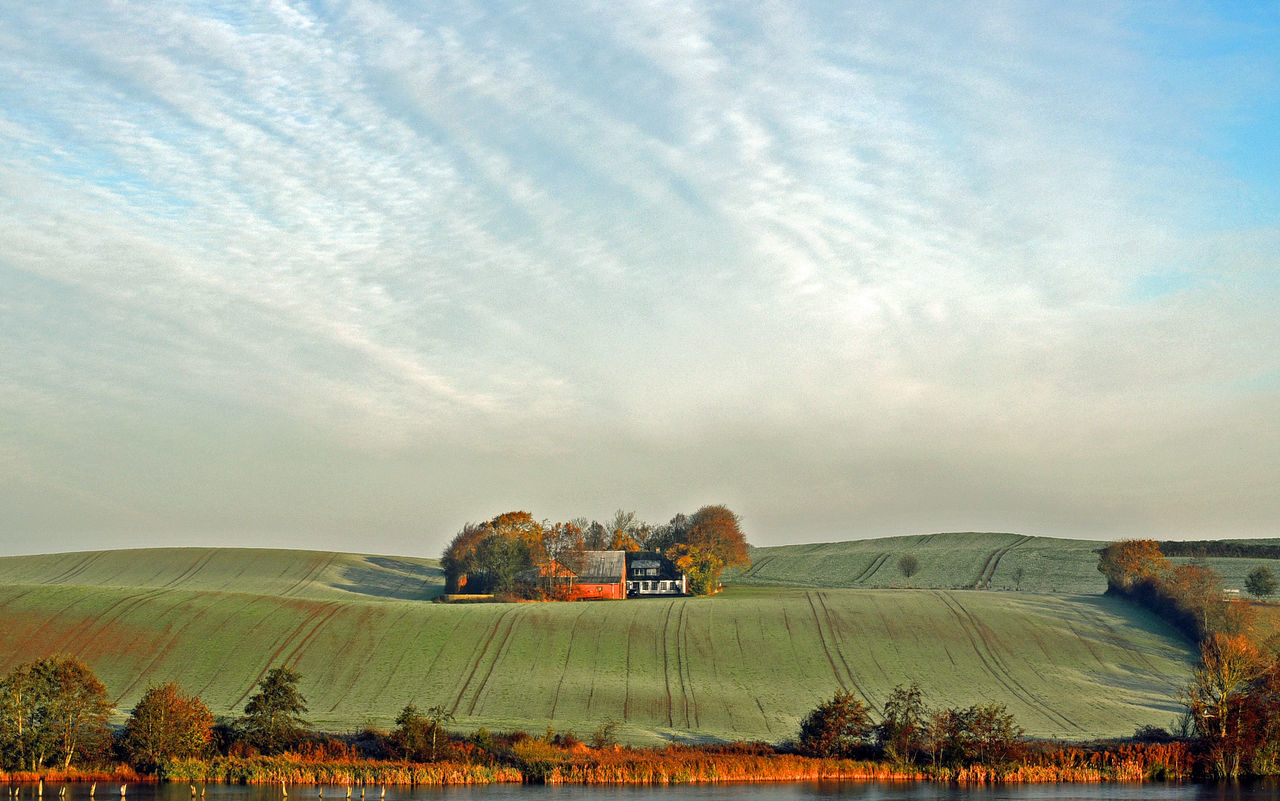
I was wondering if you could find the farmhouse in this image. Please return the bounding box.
[625,550,688,596]
[518,550,687,600]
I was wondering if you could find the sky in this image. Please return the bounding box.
[1,1,1279,558]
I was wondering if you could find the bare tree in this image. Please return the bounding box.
[897,554,920,584]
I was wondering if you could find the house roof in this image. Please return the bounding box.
[577,550,626,583]
[625,551,684,581]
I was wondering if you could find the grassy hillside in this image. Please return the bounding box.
[729,533,1108,592]
[0,545,1195,743]
[0,548,445,602]
[731,532,1280,596]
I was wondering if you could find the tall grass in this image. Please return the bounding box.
[157,758,520,785]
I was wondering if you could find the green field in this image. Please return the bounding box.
[0,543,1197,743]
[731,532,1280,595]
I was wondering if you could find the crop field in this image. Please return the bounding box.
[0,545,1196,744]
[0,548,445,602]
[730,533,1110,592]
[731,532,1280,597]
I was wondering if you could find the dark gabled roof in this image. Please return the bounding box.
[577,550,626,583]
[625,551,683,581]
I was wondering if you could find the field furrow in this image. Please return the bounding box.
[0,544,1202,743]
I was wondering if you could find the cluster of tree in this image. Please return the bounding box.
[0,660,460,773]
[0,657,112,770]
[1181,633,1280,777]
[441,506,750,597]
[1096,540,1259,642]
[797,684,1024,768]
[1158,540,1280,560]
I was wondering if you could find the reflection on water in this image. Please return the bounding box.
[10,783,1280,801]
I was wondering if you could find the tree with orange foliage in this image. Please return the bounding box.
[1184,634,1264,777]
[666,505,750,596]
[120,682,214,771]
[1097,539,1168,591]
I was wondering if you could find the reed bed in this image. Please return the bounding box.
[157,758,520,786]
[0,767,146,784]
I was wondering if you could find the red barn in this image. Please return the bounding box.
[520,550,627,600]
[563,550,627,600]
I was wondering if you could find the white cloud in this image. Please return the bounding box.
[0,0,1276,551]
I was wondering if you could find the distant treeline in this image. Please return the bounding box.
[1156,540,1280,559]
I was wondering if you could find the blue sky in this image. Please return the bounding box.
[1,1,1278,557]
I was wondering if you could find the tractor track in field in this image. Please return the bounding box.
[851,553,890,584]
[5,589,126,657]
[549,605,590,719]
[279,552,339,598]
[195,594,301,700]
[162,549,220,588]
[115,593,233,701]
[661,600,677,727]
[464,607,521,717]
[623,606,645,722]
[810,592,875,705]
[803,591,849,695]
[1075,604,1168,680]
[349,604,423,714]
[42,586,171,665]
[972,536,1032,589]
[42,588,149,656]
[230,600,343,709]
[280,601,348,670]
[450,606,517,717]
[42,552,106,586]
[935,591,1080,732]
[678,601,699,728]
[742,555,777,578]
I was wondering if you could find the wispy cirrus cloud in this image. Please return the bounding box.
[0,0,1276,552]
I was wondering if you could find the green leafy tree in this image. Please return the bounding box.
[0,657,112,770]
[876,682,928,763]
[798,691,873,758]
[471,533,533,595]
[392,703,454,762]
[120,683,213,771]
[1246,566,1278,600]
[237,667,309,754]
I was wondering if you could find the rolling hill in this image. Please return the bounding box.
[731,532,1280,596]
[0,539,1201,744]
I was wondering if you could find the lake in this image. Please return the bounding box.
[16,784,1280,801]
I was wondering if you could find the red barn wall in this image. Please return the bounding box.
[566,581,625,601]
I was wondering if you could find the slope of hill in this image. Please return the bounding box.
[0,544,1195,743]
[731,532,1280,596]
[0,548,444,602]
[729,533,1107,592]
